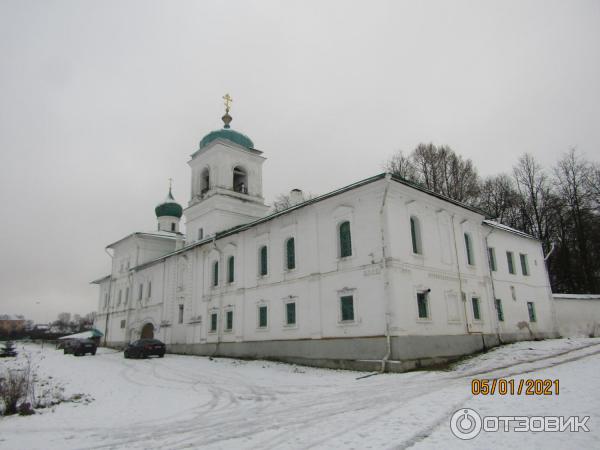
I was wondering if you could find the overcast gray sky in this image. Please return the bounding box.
[1,0,599,323]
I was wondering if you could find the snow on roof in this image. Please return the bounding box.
[106,230,182,250]
[0,315,25,321]
[58,329,104,340]
[483,220,537,240]
[552,293,600,300]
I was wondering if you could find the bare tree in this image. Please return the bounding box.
[477,174,520,225]
[385,143,480,204]
[384,150,417,181]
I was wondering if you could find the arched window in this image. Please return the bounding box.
[259,246,268,276]
[410,216,422,254]
[201,168,210,195]
[464,232,474,265]
[339,221,352,258]
[227,256,235,283]
[233,166,248,194]
[212,260,219,287]
[286,238,296,270]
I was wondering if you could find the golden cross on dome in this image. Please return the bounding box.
[223,93,233,112]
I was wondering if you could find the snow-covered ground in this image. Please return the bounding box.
[1,338,599,449]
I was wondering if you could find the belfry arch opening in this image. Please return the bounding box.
[233,166,248,194]
[141,323,154,339]
[200,168,210,195]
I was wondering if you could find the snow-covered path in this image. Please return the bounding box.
[1,338,599,449]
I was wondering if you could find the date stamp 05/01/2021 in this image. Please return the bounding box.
[471,379,560,396]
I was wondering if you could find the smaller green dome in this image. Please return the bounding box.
[199,128,254,150]
[155,188,182,218]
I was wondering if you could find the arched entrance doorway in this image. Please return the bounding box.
[141,323,154,339]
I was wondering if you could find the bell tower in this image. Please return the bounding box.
[184,95,269,243]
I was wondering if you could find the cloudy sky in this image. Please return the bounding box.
[1,0,599,323]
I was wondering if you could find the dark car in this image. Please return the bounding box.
[124,339,166,359]
[65,339,97,356]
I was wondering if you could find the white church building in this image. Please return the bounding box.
[93,102,558,371]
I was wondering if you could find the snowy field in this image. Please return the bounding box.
[1,338,600,449]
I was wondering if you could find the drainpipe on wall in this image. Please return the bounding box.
[211,235,223,356]
[379,174,393,372]
[451,215,471,334]
[103,247,115,346]
[484,228,502,342]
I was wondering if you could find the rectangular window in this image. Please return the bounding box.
[227,256,235,283]
[506,251,515,274]
[139,284,143,300]
[286,238,296,270]
[495,298,504,322]
[520,253,529,276]
[198,228,203,240]
[225,310,233,331]
[340,295,354,321]
[417,292,429,319]
[213,261,219,286]
[118,289,122,305]
[286,302,296,325]
[120,319,126,329]
[488,248,497,271]
[258,305,268,328]
[147,281,152,298]
[410,216,421,254]
[259,246,268,276]
[464,233,474,265]
[210,313,218,332]
[472,297,481,320]
[339,221,352,258]
[125,287,129,303]
[527,302,536,322]
[178,304,184,324]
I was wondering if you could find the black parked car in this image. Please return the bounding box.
[64,339,97,356]
[124,339,166,359]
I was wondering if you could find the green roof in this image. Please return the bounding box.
[155,188,183,218]
[199,128,254,150]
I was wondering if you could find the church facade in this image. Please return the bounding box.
[93,106,557,371]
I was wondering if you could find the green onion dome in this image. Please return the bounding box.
[199,127,254,150]
[155,188,183,218]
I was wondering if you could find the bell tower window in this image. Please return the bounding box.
[233,166,248,194]
[201,168,210,195]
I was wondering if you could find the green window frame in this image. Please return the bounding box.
[286,302,296,325]
[339,221,352,258]
[286,238,296,270]
[410,216,421,254]
[210,312,218,332]
[259,246,268,276]
[464,233,474,265]
[495,298,504,322]
[507,251,515,274]
[417,292,428,319]
[340,295,354,321]
[472,297,481,320]
[520,253,529,276]
[227,256,235,283]
[212,261,219,286]
[258,305,268,328]
[225,310,233,331]
[527,302,536,322]
[488,248,497,271]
